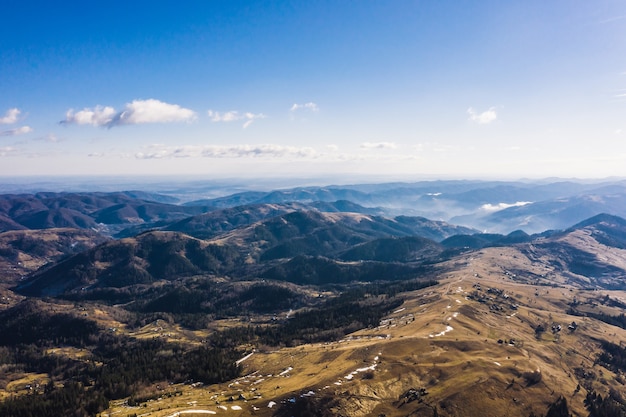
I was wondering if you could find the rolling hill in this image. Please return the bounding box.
[0,192,210,234]
[0,228,110,286]
[3,186,626,417]
[15,231,242,297]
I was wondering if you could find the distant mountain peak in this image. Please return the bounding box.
[569,213,626,230]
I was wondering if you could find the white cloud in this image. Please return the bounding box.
[467,107,497,124]
[63,106,116,127]
[62,99,196,128]
[0,108,21,124]
[207,110,266,128]
[208,110,239,122]
[360,141,397,150]
[0,126,33,136]
[290,102,319,112]
[481,201,532,212]
[135,144,319,160]
[117,99,196,125]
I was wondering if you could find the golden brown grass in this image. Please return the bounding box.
[3,243,624,417]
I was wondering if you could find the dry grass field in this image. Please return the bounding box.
[94,245,626,417]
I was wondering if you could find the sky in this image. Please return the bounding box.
[1,0,626,180]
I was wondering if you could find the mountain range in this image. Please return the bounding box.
[1,179,626,417]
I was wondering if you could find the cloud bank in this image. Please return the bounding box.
[467,107,497,124]
[135,144,319,160]
[360,141,397,150]
[207,110,266,128]
[62,99,196,128]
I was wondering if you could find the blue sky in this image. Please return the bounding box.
[1,1,625,180]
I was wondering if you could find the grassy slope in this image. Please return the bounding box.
[97,245,626,417]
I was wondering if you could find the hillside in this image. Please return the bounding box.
[339,235,443,262]
[211,210,475,262]
[517,213,626,290]
[3,208,626,417]
[165,203,307,239]
[0,228,110,286]
[180,180,626,234]
[15,231,242,297]
[0,192,210,235]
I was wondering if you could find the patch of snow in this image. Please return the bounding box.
[231,405,242,410]
[268,401,277,408]
[279,366,293,376]
[494,362,501,366]
[236,351,255,365]
[163,411,217,417]
[429,325,454,338]
[393,307,406,313]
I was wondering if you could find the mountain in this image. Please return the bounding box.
[11,208,473,299]
[0,192,210,235]
[165,203,307,239]
[177,180,626,234]
[260,255,430,285]
[516,213,626,289]
[4,208,626,417]
[15,207,98,230]
[184,188,373,208]
[440,233,505,249]
[453,188,626,234]
[15,231,242,297]
[309,199,386,216]
[4,179,626,236]
[210,210,476,262]
[0,228,110,286]
[339,236,443,262]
